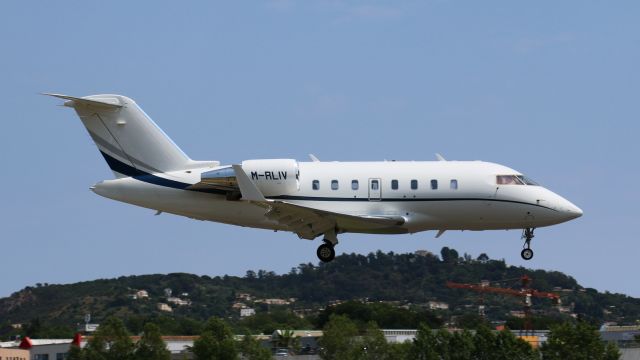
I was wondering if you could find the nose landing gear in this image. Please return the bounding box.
[520,228,535,260]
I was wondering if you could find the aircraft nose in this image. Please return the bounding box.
[539,187,583,222]
[565,203,583,219]
[558,198,583,220]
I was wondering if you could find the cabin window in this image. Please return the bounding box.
[431,179,438,190]
[391,179,399,190]
[351,180,359,190]
[312,180,320,190]
[450,179,458,190]
[371,180,379,190]
[411,179,418,190]
[331,180,339,190]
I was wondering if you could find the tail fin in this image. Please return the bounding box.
[46,93,208,177]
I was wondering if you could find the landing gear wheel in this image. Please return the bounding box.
[521,248,534,260]
[317,243,335,263]
[520,228,535,261]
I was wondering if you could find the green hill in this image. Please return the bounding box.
[1,247,639,338]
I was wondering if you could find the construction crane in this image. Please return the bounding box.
[446,275,561,334]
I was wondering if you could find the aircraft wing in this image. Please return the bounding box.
[263,200,406,240]
[231,165,406,240]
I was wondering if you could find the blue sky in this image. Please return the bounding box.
[1,1,638,299]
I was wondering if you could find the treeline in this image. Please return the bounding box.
[1,301,573,341]
[67,317,272,360]
[318,315,621,360]
[64,314,621,360]
[2,248,640,335]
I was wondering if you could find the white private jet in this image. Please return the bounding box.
[47,93,583,262]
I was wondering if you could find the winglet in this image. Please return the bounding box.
[232,164,266,202]
[435,153,446,161]
[42,93,123,109]
[309,154,320,162]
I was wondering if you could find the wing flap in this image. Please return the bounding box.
[264,200,406,239]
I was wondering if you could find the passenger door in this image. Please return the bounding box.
[368,178,381,201]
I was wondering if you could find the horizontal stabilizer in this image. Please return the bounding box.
[43,93,122,109]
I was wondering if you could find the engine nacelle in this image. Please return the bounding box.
[241,159,299,196]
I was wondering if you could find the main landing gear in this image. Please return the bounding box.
[316,230,338,263]
[521,228,535,260]
[317,241,335,262]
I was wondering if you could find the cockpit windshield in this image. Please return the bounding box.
[496,175,539,186]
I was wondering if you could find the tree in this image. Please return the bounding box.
[447,330,475,360]
[493,329,538,360]
[273,329,300,352]
[386,342,412,360]
[409,323,439,360]
[359,321,393,360]
[315,301,442,330]
[318,315,360,360]
[23,318,43,338]
[604,342,622,360]
[440,247,459,264]
[471,325,496,360]
[238,310,313,335]
[135,323,170,360]
[541,322,620,360]
[409,324,539,360]
[83,317,135,360]
[66,344,84,360]
[191,317,238,360]
[431,329,452,358]
[455,313,490,330]
[238,331,271,360]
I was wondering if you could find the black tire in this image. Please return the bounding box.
[521,248,534,260]
[317,243,335,263]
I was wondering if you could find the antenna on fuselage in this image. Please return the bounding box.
[435,153,446,161]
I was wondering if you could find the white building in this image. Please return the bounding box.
[167,297,191,306]
[257,298,291,305]
[0,338,74,360]
[427,301,449,310]
[240,308,256,317]
[382,329,419,343]
[77,323,100,333]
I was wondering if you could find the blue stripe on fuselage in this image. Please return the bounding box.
[100,151,226,194]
